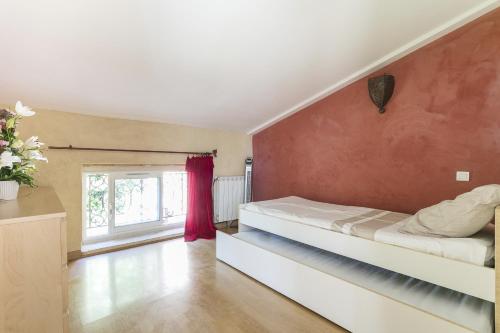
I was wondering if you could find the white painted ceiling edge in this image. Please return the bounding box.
[248,0,500,134]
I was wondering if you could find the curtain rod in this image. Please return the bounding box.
[48,145,217,157]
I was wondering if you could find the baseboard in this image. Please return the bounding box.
[67,250,83,262]
[215,220,239,227]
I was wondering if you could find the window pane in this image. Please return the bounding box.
[163,171,187,222]
[114,177,160,226]
[86,174,109,237]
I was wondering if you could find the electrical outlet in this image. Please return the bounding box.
[456,171,470,182]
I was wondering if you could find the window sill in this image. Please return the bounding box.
[81,227,184,257]
[84,220,185,244]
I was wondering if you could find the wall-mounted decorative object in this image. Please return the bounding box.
[368,74,395,113]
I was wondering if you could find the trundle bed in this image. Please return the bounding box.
[216,197,499,333]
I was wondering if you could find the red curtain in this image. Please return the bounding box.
[184,155,216,241]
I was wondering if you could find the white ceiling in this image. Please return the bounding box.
[0,0,497,133]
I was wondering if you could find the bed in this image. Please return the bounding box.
[243,196,495,267]
[216,196,499,333]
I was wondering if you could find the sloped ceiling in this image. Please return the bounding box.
[0,0,498,133]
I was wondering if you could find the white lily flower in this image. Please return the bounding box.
[15,101,35,117]
[24,136,44,149]
[0,151,21,168]
[28,150,48,162]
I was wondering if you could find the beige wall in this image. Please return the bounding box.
[15,109,252,252]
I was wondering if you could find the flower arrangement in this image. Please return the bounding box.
[0,101,47,189]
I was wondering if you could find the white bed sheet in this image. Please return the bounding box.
[242,196,494,266]
[234,229,493,333]
[374,221,495,266]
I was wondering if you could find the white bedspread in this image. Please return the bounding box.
[243,196,494,266]
[243,195,373,231]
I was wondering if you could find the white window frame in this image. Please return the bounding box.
[82,167,186,244]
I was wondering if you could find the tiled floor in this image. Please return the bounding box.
[68,226,346,333]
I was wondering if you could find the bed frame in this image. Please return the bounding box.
[216,206,500,332]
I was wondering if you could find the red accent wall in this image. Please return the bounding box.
[252,9,500,214]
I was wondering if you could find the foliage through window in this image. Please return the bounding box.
[115,177,160,226]
[86,174,109,229]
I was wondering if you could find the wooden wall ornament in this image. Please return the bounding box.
[368,74,395,113]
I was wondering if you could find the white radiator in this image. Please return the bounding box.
[213,176,244,223]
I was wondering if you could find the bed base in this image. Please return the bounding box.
[216,206,500,332]
[216,230,475,333]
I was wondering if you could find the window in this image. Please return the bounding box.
[83,169,187,242]
[162,171,188,222]
[114,176,160,227]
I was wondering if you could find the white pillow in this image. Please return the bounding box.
[400,184,500,237]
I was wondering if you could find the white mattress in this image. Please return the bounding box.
[234,229,493,333]
[242,196,495,266]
